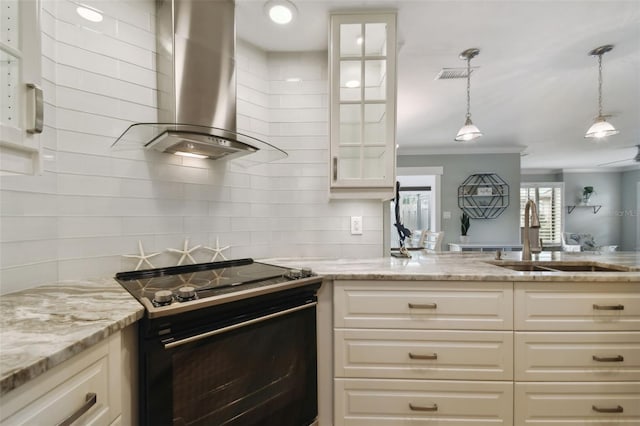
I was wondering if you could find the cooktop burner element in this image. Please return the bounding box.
[115,258,318,318]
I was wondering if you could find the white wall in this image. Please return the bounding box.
[0,0,382,294]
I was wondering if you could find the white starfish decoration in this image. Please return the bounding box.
[203,237,230,262]
[167,238,201,265]
[122,240,160,271]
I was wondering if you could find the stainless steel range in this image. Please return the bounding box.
[115,258,322,426]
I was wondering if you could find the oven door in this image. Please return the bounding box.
[140,290,318,426]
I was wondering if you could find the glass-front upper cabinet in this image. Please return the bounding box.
[329,13,397,198]
[0,0,42,174]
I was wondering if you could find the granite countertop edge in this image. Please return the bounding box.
[0,278,144,397]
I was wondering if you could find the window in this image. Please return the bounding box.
[520,183,563,245]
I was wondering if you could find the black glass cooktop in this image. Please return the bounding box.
[115,258,303,306]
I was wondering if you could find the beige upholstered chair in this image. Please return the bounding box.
[421,231,444,253]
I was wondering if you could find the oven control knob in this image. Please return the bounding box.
[300,267,313,278]
[177,286,196,301]
[153,290,173,305]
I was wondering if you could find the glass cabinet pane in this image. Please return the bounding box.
[362,146,387,179]
[340,60,361,101]
[365,23,387,56]
[340,104,361,145]
[338,146,360,179]
[364,60,386,101]
[340,24,362,58]
[0,50,19,127]
[363,104,385,145]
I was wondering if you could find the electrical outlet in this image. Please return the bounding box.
[350,216,363,235]
[443,211,451,219]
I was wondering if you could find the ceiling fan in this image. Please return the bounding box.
[597,145,640,167]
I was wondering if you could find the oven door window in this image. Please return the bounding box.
[147,305,317,426]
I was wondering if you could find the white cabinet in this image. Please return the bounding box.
[0,0,42,175]
[329,13,396,199]
[0,326,137,426]
[333,280,514,425]
[514,282,640,424]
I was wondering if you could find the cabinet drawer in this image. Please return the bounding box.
[334,281,513,330]
[515,382,640,424]
[1,356,110,425]
[515,282,640,331]
[335,378,513,425]
[335,329,513,380]
[515,332,640,381]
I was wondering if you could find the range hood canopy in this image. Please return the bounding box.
[111,0,287,166]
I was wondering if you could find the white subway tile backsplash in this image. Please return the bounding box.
[58,216,122,238]
[1,261,58,295]
[1,217,58,242]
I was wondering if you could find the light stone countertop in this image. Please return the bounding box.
[264,251,640,282]
[0,278,144,396]
[1,251,638,397]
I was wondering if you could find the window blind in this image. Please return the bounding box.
[520,185,563,244]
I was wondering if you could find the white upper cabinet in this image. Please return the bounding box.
[329,13,397,199]
[0,0,42,175]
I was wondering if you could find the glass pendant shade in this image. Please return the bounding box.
[454,48,482,142]
[584,45,618,140]
[585,116,619,139]
[455,117,483,142]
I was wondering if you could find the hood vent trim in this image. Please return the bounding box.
[111,0,287,166]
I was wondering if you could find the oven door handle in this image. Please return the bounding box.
[163,302,317,349]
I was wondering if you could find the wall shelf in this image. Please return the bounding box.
[458,173,509,219]
[566,205,602,214]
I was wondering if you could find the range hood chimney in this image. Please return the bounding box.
[112,0,287,165]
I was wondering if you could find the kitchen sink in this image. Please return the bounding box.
[485,261,633,273]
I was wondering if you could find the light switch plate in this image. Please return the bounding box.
[350,216,363,235]
[443,211,451,219]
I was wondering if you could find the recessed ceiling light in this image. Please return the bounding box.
[345,80,360,89]
[264,0,297,25]
[76,5,103,22]
[286,77,301,82]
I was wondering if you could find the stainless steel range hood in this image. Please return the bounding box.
[111,0,286,165]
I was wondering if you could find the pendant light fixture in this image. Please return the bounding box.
[455,48,483,142]
[584,44,619,139]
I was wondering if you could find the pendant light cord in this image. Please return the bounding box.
[597,53,603,117]
[466,56,471,119]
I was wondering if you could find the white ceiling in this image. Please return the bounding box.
[236,0,640,172]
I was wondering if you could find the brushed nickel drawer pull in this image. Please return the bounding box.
[592,355,624,362]
[408,302,437,309]
[593,304,624,310]
[56,392,97,426]
[409,403,438,412]
[332,157,338,181]
[409,352,438,360]
[592,404,623,413]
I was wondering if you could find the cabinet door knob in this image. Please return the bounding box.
[409,403,438,412]
[592,404,623,413]
[409,352,438,360]
[408,302,437,309]
[592,355,624,362]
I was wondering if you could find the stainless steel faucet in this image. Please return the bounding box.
[522,199,541,261]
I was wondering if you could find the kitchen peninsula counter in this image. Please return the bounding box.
[0,278,143,396]
[1,252,638,399]
[266,251,640,282]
